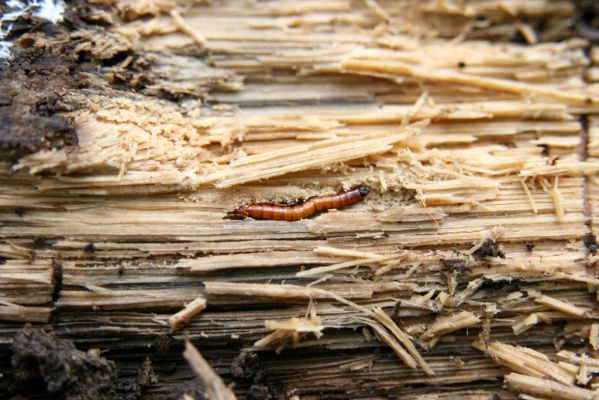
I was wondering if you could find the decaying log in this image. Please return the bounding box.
[2,0,599,399]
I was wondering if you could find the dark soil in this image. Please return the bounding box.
[474,239,506,259]
[11,324,117,400]
[584,233,598,253]
[230,351,264,381]
[231,351,280,399]
[575,0,599,41]
[0,0,119,159]
[441,259,471,274]
[0,22,80,159]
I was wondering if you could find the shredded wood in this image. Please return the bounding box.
[479,305,495,350]
[476,342,575,386]
[373,307,434,375]
[375,204,447,223]
[340,57,598,106]
[2,0,599,398]
[552,177,565,222]
[521,178,538,214]
[254,306,324,352]
[183,341,237,400]
[591,324,599,351]
[363,0,391,22]
[313,246,384,259]
[169,9,206,46]
[557,350,599,368]
[515,22,538,45]
[359,317,419,371]
[528,290,591,318]
[205,282,335,300]
[205,281,374,316]
[185,251,334,273]
[297,253,401,277]
[512,313,550,336]
[420,311,481,342]
[504,373,596,400]
[196,130,417,188]
[577,353,590,386]
[339,355,377,372]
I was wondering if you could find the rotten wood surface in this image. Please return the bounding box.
[2,1,599,399]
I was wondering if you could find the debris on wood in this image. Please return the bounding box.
[473,239,505,259]
[254,306,323,352]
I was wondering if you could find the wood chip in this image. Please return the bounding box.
[528,290,590,318]
[591,324,599,351]
[420,311,481,341]
[169,297,207,332]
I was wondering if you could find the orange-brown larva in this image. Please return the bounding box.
[224,186,370,221]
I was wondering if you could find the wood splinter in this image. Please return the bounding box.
[184,341,237,400]
[169,297,207,332]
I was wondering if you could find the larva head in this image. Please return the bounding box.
[224,205,249,220]
[358,185,370,197]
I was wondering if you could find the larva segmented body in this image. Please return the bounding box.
[225,186,370,221]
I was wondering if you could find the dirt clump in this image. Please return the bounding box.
[11,324,117,400]
[474,239,505,259]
